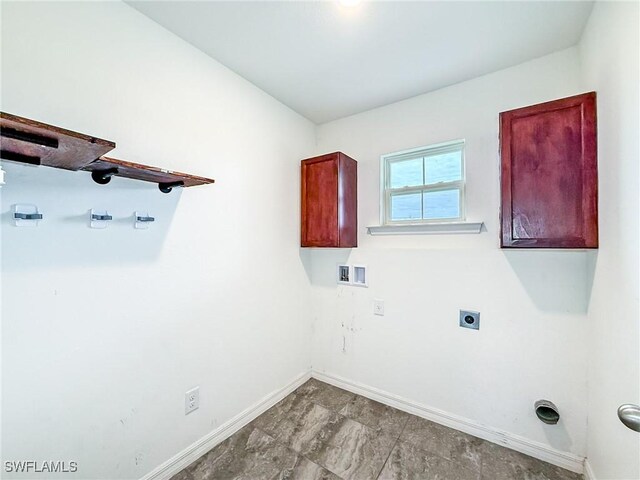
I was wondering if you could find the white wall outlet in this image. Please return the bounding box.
[337,264,351,285]
[373,299,385,316]
[185,386,200,415]
[353,265,368,287]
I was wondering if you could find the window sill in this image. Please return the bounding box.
[367,222,484,236]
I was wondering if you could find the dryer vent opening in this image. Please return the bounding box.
[534,400,560,425]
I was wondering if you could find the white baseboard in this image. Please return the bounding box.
[583,459,597,480]
[312,370,585,474]
[141,370,312,480]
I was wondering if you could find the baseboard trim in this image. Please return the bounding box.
[141,370,312,480]
[312,370,585,474]
[583,459,597,480]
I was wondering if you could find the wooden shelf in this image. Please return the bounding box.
[0,112,115,170]
[82,157,215,191]
[0,112,215,193]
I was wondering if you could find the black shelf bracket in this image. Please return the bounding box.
[91,167,119,185]
[158,180,184,193]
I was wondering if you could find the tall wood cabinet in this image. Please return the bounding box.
[301,152,357,248]
[500,92,598,248]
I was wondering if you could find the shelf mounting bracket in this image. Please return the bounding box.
[158,180,184,193]
[91,167,119,185]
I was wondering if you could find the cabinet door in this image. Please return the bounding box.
[500,92,598,248]
[301,155,339,247]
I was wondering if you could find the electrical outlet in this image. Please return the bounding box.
[459,310,480,330]
[185,387,200,415]
[373,299,385,316]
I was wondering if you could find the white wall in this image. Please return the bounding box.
[2,2,637,478]
[579,2,640,478]
[312,48,591,458]
[0,2,315,479]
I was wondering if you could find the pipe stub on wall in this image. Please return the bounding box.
[618,404,640,432]
[534,400,560,425]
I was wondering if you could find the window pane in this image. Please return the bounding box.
[391,192,422,221]
[425,150,462,184]
[389,157,423,188]
[423,189,460,219]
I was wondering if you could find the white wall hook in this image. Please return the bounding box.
[135,211,155,229]
[14,204,42,227]
[90,209,112,229]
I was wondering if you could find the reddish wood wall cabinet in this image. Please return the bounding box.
[500,92,598,248]
[301,152,357,248]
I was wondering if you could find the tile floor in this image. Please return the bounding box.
[171,379,583,480]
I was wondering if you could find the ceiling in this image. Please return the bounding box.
[128,1,594,124]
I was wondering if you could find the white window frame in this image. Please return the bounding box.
[380,139,466,225]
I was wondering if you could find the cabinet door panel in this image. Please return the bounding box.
[301,158,338,247]
[501,92,597,248]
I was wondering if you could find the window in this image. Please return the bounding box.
[381,140,465,224]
